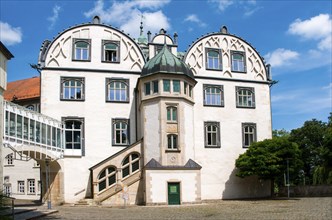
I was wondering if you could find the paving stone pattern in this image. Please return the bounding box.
[41,197,331,220]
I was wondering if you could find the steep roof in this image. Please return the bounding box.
[141,45,194,79]
[0,41,14,60]
[4,77,40,101]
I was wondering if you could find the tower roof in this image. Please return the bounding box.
[141,45,194,79]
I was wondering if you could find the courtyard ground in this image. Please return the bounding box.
[39,197,331,220]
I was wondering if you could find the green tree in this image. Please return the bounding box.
[289,118,328,184]
[272,129,290,138]
[235,137,302,196]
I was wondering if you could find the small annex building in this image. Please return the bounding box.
[3,16,273,205]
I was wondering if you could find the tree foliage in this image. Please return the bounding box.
[235,137,302,182]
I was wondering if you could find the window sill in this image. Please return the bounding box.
[106,100,130,103]
[112,144,129,147]
[236,106,256,109]
[72,59,91,62]
[205,146,221,148]
[102,60,120,64]
[206,68,222,71]
[203,104,224,108]
[60,99,85,102]
[4,165,14,167]
[165,149,181,153]
[232,70,247,73]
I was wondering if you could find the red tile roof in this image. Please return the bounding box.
[4,77,40,101]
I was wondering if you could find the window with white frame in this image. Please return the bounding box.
[242,123,257,148]
[106,79,129,102]
[102,40,119,62]
[236,87,255,108]
[112,119,129,146]
[6,154,13,165]
[203,85,224,106]
[167,134,178,150]
[204,122,221,148]
[61,77,85,101]
[145,82,151,95]
[167,106,177,122]
[173,80,180,93]
[18,181,25,194]
[28,179,35,194]
[231,51,246,72]
[152,80,159,94]
[98,166,117,192]
[163,79,170,92]
[206,48,222,70]
[73,39,91,61]
[4,185,11,196]
[63,118,84,151]
[122,153,140,178]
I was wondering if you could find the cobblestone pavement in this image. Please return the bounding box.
[41,197,331,220]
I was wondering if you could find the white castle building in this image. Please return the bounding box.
[3,16,272,205]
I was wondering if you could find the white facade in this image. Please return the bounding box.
[35,17,272,205]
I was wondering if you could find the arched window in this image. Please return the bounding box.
[112,119,129,146]
[73,39,90,61]
[106,79,129,102]
[231,51,246,72]
[242,123,257,148]
[206,49,221,70]
[64,119,83,150]
[103,41,119,62]
[167,106,177,122]
[122,153,140,178]
[203,85,224,106]
[236,87,255,108]
[61,77,85,100]
[98,166,117,192]
[204,122,220,148]
[167,134,178,150]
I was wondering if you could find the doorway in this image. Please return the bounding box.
[168,182,180,205]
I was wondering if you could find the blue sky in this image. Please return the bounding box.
[1,0,331,131]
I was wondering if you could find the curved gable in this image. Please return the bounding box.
[43,23,145,72]
[184,32,268,81]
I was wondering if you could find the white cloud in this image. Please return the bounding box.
[0,21,22,46]
[208,0,234,12]
[47,5,61,30]
[184,14,206,27]
[84,0,171,38]
[264,48,299,67]
[209,0,259,16]
[288,14,332,51]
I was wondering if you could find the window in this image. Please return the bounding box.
[63,118,84,151]
[173,80,180,93]
[18,181,25,194]
[73,39,91,61]
[28,179,35,194]
[145,82,151,95]
[98,166,117,192]
[184,82,188,95]
[204,122,220,148]
[167,134,178,150]
[6,154,13,165]
[153,80,159,94]
[102,40,119,62]
[167,106,177,122]
[189,85,193,97]
[231,51,246,72]
[106,79,129,102]
[112,119,129,146]
[4,185,11,196]
[61,77,85,101]
[206,48,222,70]
[242,123,256,148]
[203,85,224,106]
[236,87,255,108]
[155,45,172,55]
[122,153,140,178]
[26,105,34,111]
[163,79,170,92]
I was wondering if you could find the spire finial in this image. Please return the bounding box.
[140,14,144,36]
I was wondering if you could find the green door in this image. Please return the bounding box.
[168,182,180,205]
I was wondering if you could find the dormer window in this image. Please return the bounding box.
[231,51,246,72]
[73,39,91,61]
[103,40,119,62]
[206,48,222,70]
